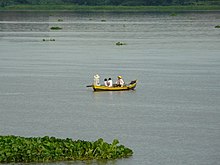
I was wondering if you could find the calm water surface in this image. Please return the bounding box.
[0,11,220,165]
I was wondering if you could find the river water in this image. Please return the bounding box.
[0,11,220,165]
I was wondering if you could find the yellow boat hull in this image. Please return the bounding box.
[93,80,137,91]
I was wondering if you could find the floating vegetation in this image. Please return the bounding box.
[0,135,133,163]
[116,42,126,46]
[101,19,106,22]
[215,25,220,28]
[50,26,62,30]
[58,19,63,22]
[42,38,55,41]
[170,13,177,16]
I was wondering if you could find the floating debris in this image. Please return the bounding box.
[43,38,55,41]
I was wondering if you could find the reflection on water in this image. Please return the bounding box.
[0,11,220,165]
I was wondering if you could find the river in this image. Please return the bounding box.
[0,11,220,165]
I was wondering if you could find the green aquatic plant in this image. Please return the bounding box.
[0,135,133,163]
[58,19,63,22]
[170,13,177,16]
[116,42,126,46]
[215,25,220,28]
[50,26,62,30]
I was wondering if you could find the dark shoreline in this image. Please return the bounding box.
[0,5,220,12]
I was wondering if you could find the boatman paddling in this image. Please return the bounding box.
[116,76,125,87]
[94,74,100,86]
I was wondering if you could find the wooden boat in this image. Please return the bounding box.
[92,80,137,91]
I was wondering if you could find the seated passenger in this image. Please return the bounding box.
[108,78,113,87]
[104,78,108,86]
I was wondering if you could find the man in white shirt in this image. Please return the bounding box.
[108,78,113,87]
[104,78,108,86]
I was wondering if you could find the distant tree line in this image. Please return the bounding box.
[1,0,220,7]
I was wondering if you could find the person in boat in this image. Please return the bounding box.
[116,76,125,87]
[104,78,108,86]
[108,78,113,87]
[94,74,100,86]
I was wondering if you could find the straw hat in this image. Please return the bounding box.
[94,74,100,79]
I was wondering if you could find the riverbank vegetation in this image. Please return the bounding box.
[1,0,220,6]
[0,0,220,11]
[0,135,133,163]
[1,5,220,12]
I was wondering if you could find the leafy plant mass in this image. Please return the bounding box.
[0,136,133,163]
[170,13,177,16]
[116,42,127,46]
[50,26,62,30]
[215,25,220,28]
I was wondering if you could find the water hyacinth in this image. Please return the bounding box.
[116,42,126,46]
[0,136,133,163]
[50,26,62,30]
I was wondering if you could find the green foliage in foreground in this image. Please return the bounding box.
[0,136,133,163]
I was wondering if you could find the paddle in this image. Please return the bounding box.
[86,85,93,87]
